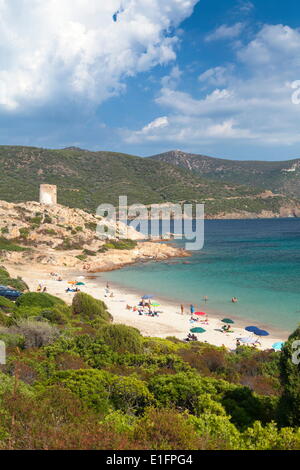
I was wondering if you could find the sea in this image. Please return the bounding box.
[104,218,300,334]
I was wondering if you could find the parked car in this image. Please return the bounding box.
[0,286,22,301]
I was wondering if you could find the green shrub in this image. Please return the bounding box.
[103,239,137,250]
[0,296,16,314]
[0,268,28,292]
[76,254,87,261]
[16,292,65,309]
[39,304,72,325]
[0,332,25,349]
[278,326,300,426]
[72,292,112,323]
[19,227,30,238]
[0,237,27,252]
[44,335,115,369]
[101,324,143,354]
[85,222,97,231]
[48,369,110,413]
[83,249,96,256]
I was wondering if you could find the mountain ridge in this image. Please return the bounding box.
[150,149,300,199]
[0,145,300,218]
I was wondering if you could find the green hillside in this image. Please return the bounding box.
[150,150,300,199]
[0,145,299,217]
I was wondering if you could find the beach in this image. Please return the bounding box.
[6,262,287,350]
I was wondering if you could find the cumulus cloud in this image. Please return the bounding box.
[198,66,234,87]
[205,23,244,42]
[126,24,300,147]
[126,116,169,143]
[0,0,199,111]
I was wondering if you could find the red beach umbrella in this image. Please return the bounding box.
[194,312,206,316]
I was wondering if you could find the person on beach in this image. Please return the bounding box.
[190,304,195,315]
[180,304,184,315]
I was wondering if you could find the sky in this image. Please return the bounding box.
[0,0,300,160]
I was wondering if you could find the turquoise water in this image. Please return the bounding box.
[104,219,300,333]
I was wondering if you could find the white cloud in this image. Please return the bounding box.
[126,24,300,147]
[237,1,254,13]
[198,66,234,86]
[126,116,169,143]
[205,23,244,42]
[0,0,199,111]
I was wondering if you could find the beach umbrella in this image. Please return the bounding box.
[222,318,235,324]
[190,327,206,334]
[272,341,284,351]
[194,311,206,316]
[151,303,160,307]
[245,326,259,333]
[239,337,258,344]
[76,282,85,286]
[68,281,76,284]
[142,295,154,300]
[254,329,270,337]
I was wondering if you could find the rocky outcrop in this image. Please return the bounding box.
[0,200,188,271]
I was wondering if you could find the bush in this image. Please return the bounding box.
[0,332,25,349]
[101,324,143,354]
[148,372,219,415]
[44,335,115,369]
[0,296,16,314]
[134,409,202,450]
[0,237,27,251]
[103,239,137,251]
[8,320,60,348]
[39,304,72,325]
[16,292,65,309]
[0,267,28,292]
[72,292,112,323]
[48,369,110,414]
[278,326,300,426]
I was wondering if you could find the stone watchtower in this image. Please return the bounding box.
[39,184,57,205]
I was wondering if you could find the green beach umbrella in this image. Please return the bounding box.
[222,318,235,324]
[76,282,85,286]
[190,327,206,334]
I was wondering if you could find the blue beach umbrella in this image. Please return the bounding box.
[272,341,284,351]
[245,326,259,333]
[254,329,270,337]
[142,295,154,300]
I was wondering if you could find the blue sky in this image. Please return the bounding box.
[0,0,300,160]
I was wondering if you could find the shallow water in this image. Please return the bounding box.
[105,219,300,333]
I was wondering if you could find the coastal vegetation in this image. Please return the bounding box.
[0,268,299,450]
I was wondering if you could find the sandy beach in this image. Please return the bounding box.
[5,262,288,351]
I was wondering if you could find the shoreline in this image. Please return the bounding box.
[6,262,288,350]
[95,271,290,339]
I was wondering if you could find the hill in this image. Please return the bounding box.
[150,150,300,199]
[1,146,300,218]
